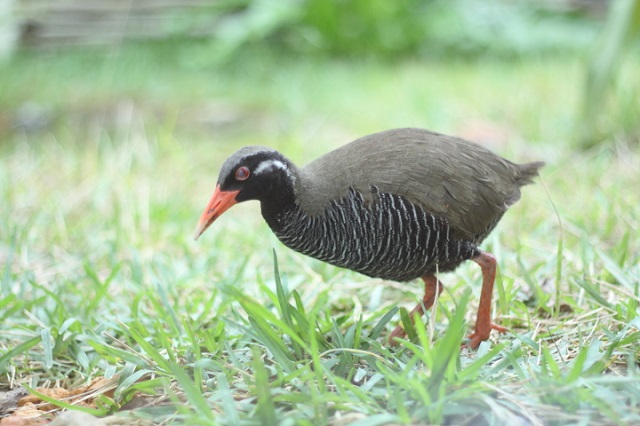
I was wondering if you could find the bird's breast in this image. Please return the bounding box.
[268,186,478,281]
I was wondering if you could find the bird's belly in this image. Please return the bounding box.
[271,188,479,281]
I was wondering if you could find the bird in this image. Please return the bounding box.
[195,127,544,349]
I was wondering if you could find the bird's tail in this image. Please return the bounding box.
[516,161,545,186]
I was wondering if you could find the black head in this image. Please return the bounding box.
[217,146,296,202]
[195,146,296,239]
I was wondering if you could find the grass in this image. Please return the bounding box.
[1,41,639,424]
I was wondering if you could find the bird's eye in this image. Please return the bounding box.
[235,166,250,181]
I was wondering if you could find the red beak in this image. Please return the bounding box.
[194,185,240,240]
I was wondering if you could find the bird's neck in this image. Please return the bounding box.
[259,174,298,232]
[261,168,351,234]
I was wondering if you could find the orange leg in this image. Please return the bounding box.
[388,275,443,345]
[465,251,508,349]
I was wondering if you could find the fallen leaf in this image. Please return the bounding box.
[0,406,50,425]
[18,388,71,412]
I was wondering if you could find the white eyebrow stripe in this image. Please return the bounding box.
[254,159,288,175]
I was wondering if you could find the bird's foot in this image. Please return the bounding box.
[463,323,508,349]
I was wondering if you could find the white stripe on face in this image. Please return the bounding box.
[254,159,288,175]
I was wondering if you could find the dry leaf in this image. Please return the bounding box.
[0,406,49,425]
[16,376,119,413]
[18,388,70,413]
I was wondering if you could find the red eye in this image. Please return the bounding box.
[235,166,250,181]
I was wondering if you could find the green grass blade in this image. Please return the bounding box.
[427,290,470,397]
[247,316,295,372]
[114,369,154,400]
[239,294,312,353]
[169,361,216,423]
[0,336,41,372]
[540,344,561,378]
[272,249,304,358]
[251,346,277,426]
[0,294,22,323]
[566,342,591,382]
[127,323,172,372]
[40,328,54,370]
[398,307,418,342]
[596,247,635,290]
[574,277,613,309]
[370,306,398,340]
[459,344,505,381]
[154,279,183,336]
[216,373,241,426]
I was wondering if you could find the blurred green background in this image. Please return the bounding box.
[1,0,638,148]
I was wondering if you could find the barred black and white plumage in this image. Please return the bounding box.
[271,186,479,282]
[195,127,544,348]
